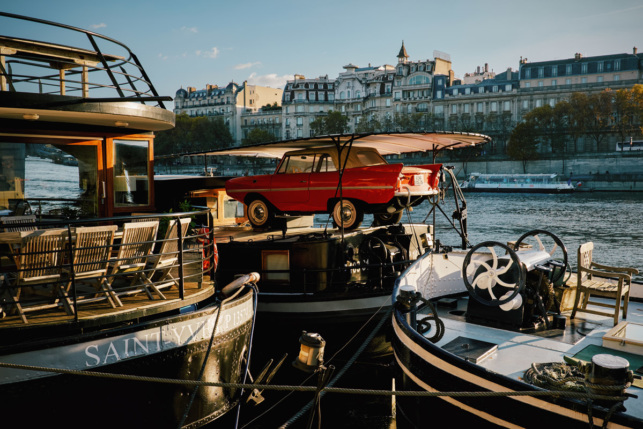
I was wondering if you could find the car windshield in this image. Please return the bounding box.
[277,155,316,174]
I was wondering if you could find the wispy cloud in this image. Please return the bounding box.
[181,26,198,34]
[247,72,293,88]
[90,23,106,30]
[235,61,262,70]
[196,47,220,59]
[158,53,169,61]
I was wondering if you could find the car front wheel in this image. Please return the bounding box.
[332,199,363,230]
[247,198,274,228]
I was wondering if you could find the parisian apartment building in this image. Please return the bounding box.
[174,43,643,153]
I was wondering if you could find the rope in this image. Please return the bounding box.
[0,361,626,402]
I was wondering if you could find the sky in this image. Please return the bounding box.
[3,0,643,110]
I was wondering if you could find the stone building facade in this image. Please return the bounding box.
[174,82,283,144]
[175,44,643,152]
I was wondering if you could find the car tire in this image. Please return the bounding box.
[247,198,274,228]
[332,199,363,230]
[373,211,403,226]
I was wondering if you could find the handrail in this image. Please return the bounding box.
[0,211,212,323]
[0,12,170,108]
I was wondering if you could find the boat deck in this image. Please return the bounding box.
[0,279,214,329]
[425,293,643,420]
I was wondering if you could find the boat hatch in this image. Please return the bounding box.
[515,249,554,271]
[442,336,498,364]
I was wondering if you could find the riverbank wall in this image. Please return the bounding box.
[444,151,643,192]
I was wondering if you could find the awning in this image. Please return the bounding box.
[167,131,491,160]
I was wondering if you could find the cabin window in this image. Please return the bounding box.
[262,250,290,282]
[113,139,150,208]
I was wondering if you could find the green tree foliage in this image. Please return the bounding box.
[309,110,349,136]
[507,122,539,172]
[243,128,276,145]
[154,113,234,156]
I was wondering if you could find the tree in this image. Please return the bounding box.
[154,113,234,156]
[585,90,613,152]
[567,92,590,153]
[507,122,539,173]
[325,110,349,134]
[243,128,276,145]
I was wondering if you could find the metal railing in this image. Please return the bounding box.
[0,210,214,324]
[0,12,170,108]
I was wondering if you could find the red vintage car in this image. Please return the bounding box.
[225,145,441,229]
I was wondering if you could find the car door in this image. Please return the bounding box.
[269,154,314,208]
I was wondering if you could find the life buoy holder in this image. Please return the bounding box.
[197,227,218,272]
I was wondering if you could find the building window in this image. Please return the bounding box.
[597,62,604,72]
[549,98,555,107]
[465,88,470,95]
[551,66,557,77]
[309,106,314,113]
[477,102,483,113]
[505,84,512,91]
[453,89,458,96]
[296,105,304,113]
[463,104,470,113]
[386,99,391,107]
[525,69,531,79]
[394,91,401,100]
[524,82,530,88]
[538,81,544,87]
[566,64,572,75]
[296,117,303,126]
[536,99,543,108]
[436,90,442,98]
[407,104,412,113]
[581,63,587,74]
[581,77,587,84]
[492,86,498,92]
[490,101,497,112]
[385,84,392,94]
[434,105,443,115]
[538,67,544,78]
[297,129,303,138]
[551,79,557,86]
[614,74,620,81]
[522,100,529,109]
[451,104,457,114]
[328,93,334,101]
[615,60,621,71]
[340,91,345,99]
[503,101,510,111]
[297,93,303,100]
[565,78,571,85]
[597,76,604,83]
[356,104,361,111]
[286,106,290,114]
[309,92,316,101]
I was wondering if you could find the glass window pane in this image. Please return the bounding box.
[114,140,150,207]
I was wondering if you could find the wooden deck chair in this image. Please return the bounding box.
[61,225,118,312]
[571,242,639,326]
[140,218,191,298]
[2,228,67,323]
[107,220,159,301]
[1,215,37,232]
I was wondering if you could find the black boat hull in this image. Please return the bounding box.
[0,290,255,429]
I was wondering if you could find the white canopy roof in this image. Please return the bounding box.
[176,131,491,160]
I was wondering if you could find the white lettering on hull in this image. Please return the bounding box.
[0,298,253,384]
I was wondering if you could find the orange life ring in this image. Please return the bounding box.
[212,237,218,273]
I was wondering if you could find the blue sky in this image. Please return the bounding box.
[3,1,643,109]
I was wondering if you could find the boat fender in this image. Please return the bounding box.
[221,272,260,298]
[212,237,218,273]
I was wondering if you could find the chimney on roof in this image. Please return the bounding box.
[485,63,489,72]
[187,86,195,93]
[575,53,582,60]
[634,47,638,55]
